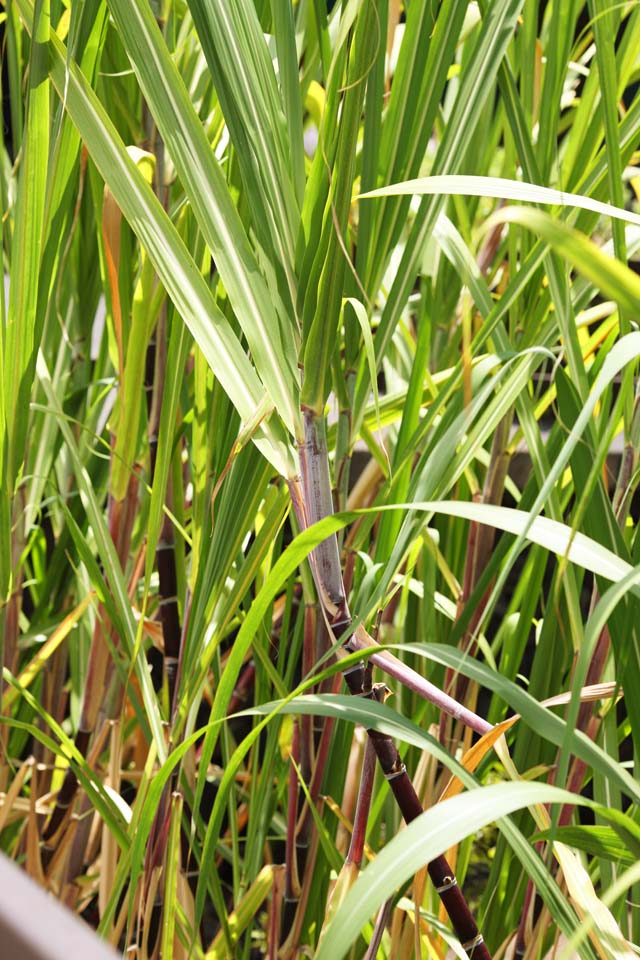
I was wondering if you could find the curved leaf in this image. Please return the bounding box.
[316,783,585,960]
[359,174,640,228]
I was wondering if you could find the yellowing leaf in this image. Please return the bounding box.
[3,594,94,710]
[278,713,294,760]
[439,716,518,801]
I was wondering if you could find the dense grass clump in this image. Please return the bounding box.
[1,2,640,958]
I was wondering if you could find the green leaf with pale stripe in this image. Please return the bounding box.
[360,174,640,228]
[532,825,638,867]
[4,0,49,488]
[352,0,526,430]
[270,0,305,207]
[187,0,300,310]
[13,0,296,477]
[106,0,301,438]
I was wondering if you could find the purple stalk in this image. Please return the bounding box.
[363,684,491,960]
[298,409,350,624]
[363,899,394,960]
[43,480,138,866]
[347,627,491,736]
[345,737,377,869]
[295,409,492,954]
[292,426,490,735]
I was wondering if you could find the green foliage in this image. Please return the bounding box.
[2,1,640,958]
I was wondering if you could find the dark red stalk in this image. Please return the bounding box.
[363,898,394,960]
[43,477,138,867]
[300,604,316,785]
[282,719,301,940]
[363,684,491,959]
[145,304,183,712]
[345,737,377,869]
[295,410,491,953]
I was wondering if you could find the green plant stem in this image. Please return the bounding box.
[145,307,183,711]
[300,604,315,785]
[363,898,394,960]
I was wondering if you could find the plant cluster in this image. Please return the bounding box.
[1,1,640,958]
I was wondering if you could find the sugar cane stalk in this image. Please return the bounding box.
[296,406,492,955]
[42,478,138,866]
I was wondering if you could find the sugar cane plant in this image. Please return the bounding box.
[3,0,640,958]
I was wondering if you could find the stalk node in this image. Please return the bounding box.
[462,934,485,956]
[342,659,365,676]
[435,875,458,894]
[330,612,352,640]
[383,763,407,782]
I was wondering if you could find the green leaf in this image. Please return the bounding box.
[161,791,183,960]
[106,0,301,437]
[344,297,381,438]
[408,500,632,584]
[489,206,640,316]
[315,783,584,960]
[4,0,49,488]
[403,644,640,806]
[300,1,379,413]
[13,0,296,477]
[187,0,300,308]
[359,174,640,229]
[36,353,166,761]
[532,826,637,867]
